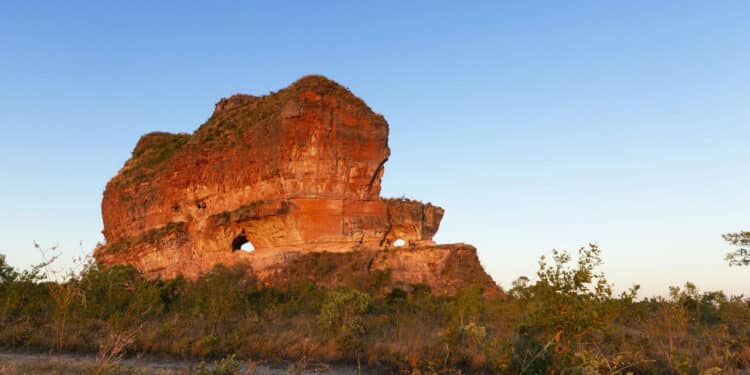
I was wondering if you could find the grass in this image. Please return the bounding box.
[0,354,182,375]
[2,245,749,374]
[115,132,190,187]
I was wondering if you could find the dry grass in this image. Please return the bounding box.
[2,248,749,374]
[0,353,360,375]
[0,354,182,375]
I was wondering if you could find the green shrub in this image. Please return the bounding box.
[0,247,748,374]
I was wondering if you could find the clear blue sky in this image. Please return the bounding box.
[1,1,747,296]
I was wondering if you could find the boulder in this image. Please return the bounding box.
[94,75,499,295]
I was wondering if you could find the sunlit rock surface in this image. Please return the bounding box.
[94,75,498,294]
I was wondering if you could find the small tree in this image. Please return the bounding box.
[33,242,85,375]
[318,289,371,357]
[0,255,18,283]
[511,244,615,373]
[723,231,749,266]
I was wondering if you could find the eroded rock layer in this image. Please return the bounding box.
[95,75,497,294]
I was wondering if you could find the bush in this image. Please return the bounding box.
[0,247,749,374]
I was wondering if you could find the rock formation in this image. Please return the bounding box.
[94,75,497,294]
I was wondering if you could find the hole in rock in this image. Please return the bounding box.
[393,238,405,247]
[240,241,255,252]
[231,234,255,252]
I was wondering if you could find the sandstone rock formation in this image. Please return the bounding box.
[94,75,497,294]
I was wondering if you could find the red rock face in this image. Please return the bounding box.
[94,75,497,294]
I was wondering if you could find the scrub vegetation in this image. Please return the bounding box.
[0,241,748,374]
[117,132,191,186]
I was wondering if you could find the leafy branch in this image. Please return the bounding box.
[723,231,749,266]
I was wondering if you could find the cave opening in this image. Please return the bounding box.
[393,238,405,247]
[231,233,255,252]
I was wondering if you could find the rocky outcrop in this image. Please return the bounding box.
[94,75,498,294]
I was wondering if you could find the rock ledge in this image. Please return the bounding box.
[94,75,498,295]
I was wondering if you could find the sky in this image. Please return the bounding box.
[0,1,748,297]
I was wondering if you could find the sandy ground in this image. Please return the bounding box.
[0,352,362,374]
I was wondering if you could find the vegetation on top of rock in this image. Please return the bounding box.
[232,200,271,223]
[102,221,188,255]
[114,132,191,186]
[109,75,385,188]
[191,74,385,146]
